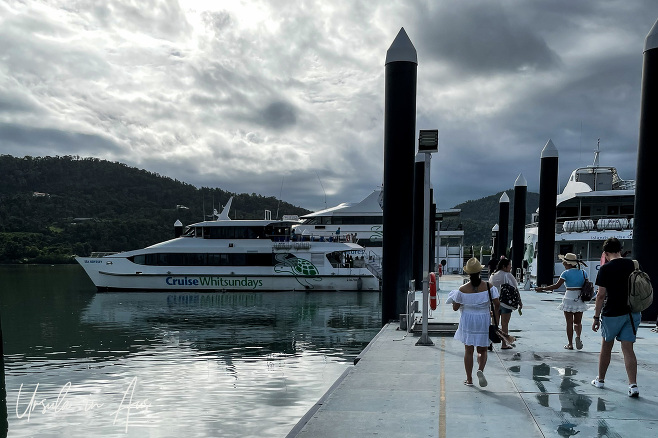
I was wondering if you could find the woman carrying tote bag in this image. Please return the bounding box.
[489,258,522,350]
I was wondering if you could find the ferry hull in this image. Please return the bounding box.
[77,257,379,292]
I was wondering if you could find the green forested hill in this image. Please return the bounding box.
[0,155,310,263]
[449,190,540,249]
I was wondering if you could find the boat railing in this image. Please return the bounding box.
[273,241,313,250]
[89,252,118,258]
[281,233,354,243]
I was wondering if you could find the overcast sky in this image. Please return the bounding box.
[1,1,656,211]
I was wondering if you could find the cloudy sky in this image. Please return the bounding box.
[1,1,656,211]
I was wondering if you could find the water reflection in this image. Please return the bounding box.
[0,265,382,437]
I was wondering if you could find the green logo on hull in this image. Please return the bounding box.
[274,254,322,289]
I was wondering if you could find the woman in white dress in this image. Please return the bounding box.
[535,253,589,350]
[489,258,523,350]
[448,258,500,387]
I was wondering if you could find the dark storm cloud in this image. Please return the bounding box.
[415,2,561,75]
[259,101,298,129]
[0,122,121,156]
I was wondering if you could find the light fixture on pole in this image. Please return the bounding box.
[416,129,438,346]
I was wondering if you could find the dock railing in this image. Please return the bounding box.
[404,279,418,332]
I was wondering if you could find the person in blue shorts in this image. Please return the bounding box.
[591,237,640,398]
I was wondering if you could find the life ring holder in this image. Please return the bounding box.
[429,272,437,310]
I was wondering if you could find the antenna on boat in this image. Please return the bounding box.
[316,171,327,209]
[593,138,601,167]
[202,191,206,221]
[275,176,284,220]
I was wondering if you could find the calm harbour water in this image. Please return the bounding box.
[0,265,382,437]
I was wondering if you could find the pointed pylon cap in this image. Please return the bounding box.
[645,18,658,52]
[541,139,558,158]
[492,224,500,232]
[499,192,510,203]
[514,174,527,187]
[174,219,183,226]
[385,28,418,65]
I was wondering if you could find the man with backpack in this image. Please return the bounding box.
[591,238,641,397]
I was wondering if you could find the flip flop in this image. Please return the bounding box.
[501,345,513,350]
[575,337,583,350]
[564,345,574,350]
[477,370,488,387]
[464,381,474,386]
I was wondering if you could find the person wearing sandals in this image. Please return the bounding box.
[591,238,640,397]
[534,253,589,350]
[447,258,500,387]
[489,257,522,349]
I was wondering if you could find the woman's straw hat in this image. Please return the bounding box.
[558,253,581,266]
[463,257,484,274]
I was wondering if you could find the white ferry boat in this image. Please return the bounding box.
[524,148,635,284]
[76,199,379,292]
[293,188,465,274]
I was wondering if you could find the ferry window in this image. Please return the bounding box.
[145,254,158,265]
[207,254,220,265]
[185,253,206,266]
[556,206,578,220]
[164,253,184,266]
[621,205,634,216]
[245,253,273,266]
[559,245,574,257]
[580,206,590,218]
[321,217,331,225]
[332,217,342,225]
[607,206,619,216]
[206,254,230,265]
[132,255,146,265]
[230,254,246,265]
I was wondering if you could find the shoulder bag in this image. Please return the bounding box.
[487,282,501,343]
[579,271,595,302]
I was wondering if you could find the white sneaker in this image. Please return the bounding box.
[629,384,639,398]
[476,370,488,387]
[591,377,605,388]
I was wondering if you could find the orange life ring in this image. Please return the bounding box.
[429,272,437,310]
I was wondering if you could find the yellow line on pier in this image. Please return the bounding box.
[439,337,446,438]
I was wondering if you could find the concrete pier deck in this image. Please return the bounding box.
[288,275,658,437]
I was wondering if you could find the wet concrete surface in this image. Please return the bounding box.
[289,275,658,437]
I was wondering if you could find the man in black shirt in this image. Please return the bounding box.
[591,238,640,397]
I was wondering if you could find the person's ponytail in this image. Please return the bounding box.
[470,273,482,288]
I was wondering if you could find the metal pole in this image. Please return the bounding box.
[634,18,658,321]
[382,28,418,326]
[417,153,434,345]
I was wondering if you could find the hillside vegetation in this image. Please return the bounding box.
[0,155,309,263]
[447,190,540,250]
[0,155,538,263]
